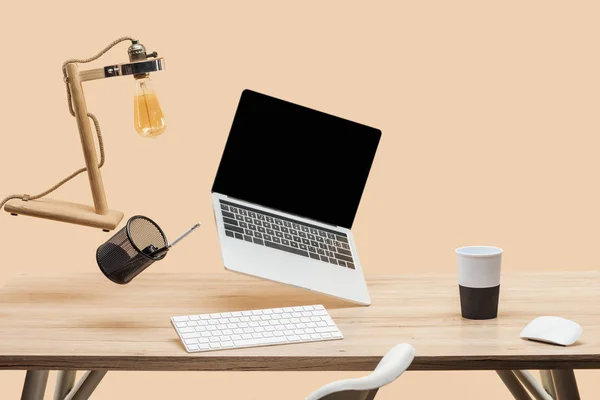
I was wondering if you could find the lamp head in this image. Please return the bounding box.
[127,40,159,79]
[126,39,166,138]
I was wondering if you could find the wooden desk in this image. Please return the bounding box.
[1,272,598,399]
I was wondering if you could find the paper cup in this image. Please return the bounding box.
[456,246,503,320]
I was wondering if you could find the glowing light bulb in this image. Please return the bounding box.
[133,77,166,138]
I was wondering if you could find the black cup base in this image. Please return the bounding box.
[459,284,500,320]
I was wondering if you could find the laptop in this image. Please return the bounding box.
[211,90,381,305]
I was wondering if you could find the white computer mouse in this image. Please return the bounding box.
[520,316,582,346]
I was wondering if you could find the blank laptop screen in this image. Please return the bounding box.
[212,90,381,229]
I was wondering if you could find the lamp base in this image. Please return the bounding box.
[4,198,124,231]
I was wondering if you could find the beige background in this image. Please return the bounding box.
[1,0,599,398]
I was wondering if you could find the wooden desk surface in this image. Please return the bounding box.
[0,272,599,371]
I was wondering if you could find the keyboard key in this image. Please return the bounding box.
[347,262,355,270]
[308,246,316,253]
[258,226,266,233]
[302,239,310,245]
[301,226,309,232]
[335,253,354,263]
[317,248,325,255]
[239,209,247,216]
[225,223,244,234]
[236,215,244,221]
[284,221,292,227]
[222,210,235,218]
[337,260,346,267]
[263,222,271,228]
[293,237,301,243]
[284,233,293,240]
[225,230,234,238]
[266,216,274,223]
[309,253,320,260]
[244,235,252,242]
[275,231,283,238]
[328,245,337,252]
[244,217,252,223]
[254,232,263,239]
[281,227,289,233]
[282,239,290,246]
[320,255,328,262]
[300,244,308,251]
[272,225,280,231]
[291,241,299,248]
[240,222,248,229]
[299,232,307,238]
[326,251,335,258]
[223,217,238,226]
[254,219,262,226]
[336,235,349,243]
[311,241,319,247]
[327,233,335,239]
[229,206,237,213]
[337,248,352,256]
[258,214,265,220]
[267,229,275,235]
[290,229,298,235]
[234,232,243,240]
[264,234,272,241]
[319,230,326,237]
[248,224,257,230]
[273,237,281,244]
[253,238,264,245]
[308,234,315,240]
[245,229,253,236]
[329,258,338,265]
[220,204,229,211]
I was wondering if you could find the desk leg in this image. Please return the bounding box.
[540,370,557,398]
[552,369,580,400]
[513,371,553,400]
[496,370,533,400]
[63,370,107,400]
[54,371,76,400]
[22,370,50,400]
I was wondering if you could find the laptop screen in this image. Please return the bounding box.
[212,90,381,229]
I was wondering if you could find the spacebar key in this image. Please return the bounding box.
[265,240,309,257]
[234,337,287,347]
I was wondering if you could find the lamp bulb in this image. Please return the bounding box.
[133,77,166,138]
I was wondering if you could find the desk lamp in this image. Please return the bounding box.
[1,37,166,231]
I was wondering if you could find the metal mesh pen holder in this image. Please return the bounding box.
[96,216,168,284]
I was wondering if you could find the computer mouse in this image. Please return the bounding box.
[520,316,582,346]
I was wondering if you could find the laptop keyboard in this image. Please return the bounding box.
[219,200,355,269]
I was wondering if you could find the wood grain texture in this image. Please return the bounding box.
[4,198,123,230]
[79,68,106,82]
[0,272,598,371]
[65,63,108,215]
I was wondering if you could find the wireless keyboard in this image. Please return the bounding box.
[171,304,343,353]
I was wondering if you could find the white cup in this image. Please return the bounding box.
[456,246,503,320]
